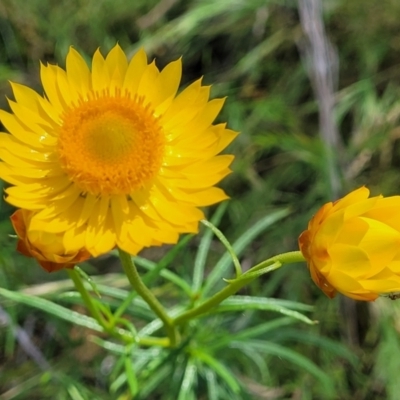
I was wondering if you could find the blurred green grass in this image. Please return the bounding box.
[2,0,400,399]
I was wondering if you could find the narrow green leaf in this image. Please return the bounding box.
[192,203,228,293]
[230,342,269,382]
[67,384,86,400]
[138,364,172,400]
[142,234,193,287]
[112,291,138,321]
[110,371,127,394]
[201,219,242,279]
[133,256,193,296]
[221,295,314,311]
[2,304,17,357]
[212,296,316,325]
[246,340,336,395]
[209,317,296,350]
[0,287,103,332]
[273,329,359,366]
[74,266,101,298]
[90,336,126,354]
[194,349,241,393]
[178,358,197,400]
[203,208,290,296]
[124,350,138,397]
[138,306,184,336]
[204,367,219,400]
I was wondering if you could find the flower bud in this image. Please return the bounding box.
[11,209,91,272]
[299,187,400,301]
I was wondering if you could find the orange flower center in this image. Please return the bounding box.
[57,92,165,196]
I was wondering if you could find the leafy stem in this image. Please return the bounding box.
[118,248,180,347]
[172,251,306,325]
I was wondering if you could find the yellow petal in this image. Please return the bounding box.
[92,49,109,92]
[66,47,91,98]
[10,82,41,113]
[77,195,99,227]
[122,47,148,93]
[105,43,128,90]
[136,61,160,105]
[359,218,400,269]
[151,58,182,109]
[333,186,371,212]
[40,63,63,109]
[328,243,372,278]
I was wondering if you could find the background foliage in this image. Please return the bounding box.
[1,0,400,398]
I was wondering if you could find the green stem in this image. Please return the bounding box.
[136,336,170,347]
[118,248,179,347]
[68,268,171,347]
[173,250,306,326]
[247,251,305,275]
[173,277,254,325]
[68,269,109,328]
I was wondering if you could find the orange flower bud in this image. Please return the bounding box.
[11,209,91,272]
[299,187,400,301]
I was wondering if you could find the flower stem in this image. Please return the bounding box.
[173,250,306,326]
[173,277,254,325]
[67,268,109,328]
[247,251,305,275]
[68,268,171,347]
[118,248,179,347]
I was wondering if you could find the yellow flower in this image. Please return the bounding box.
[11,209,91,272]
[0,45,237,257]
[299,187,400,301]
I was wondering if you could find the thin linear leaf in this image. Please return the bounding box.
[110,371,127,394]
[212,296,315,324]
[209,317,296,350]
[201,219,242,278]
[229,342,269,382]
[178,358,197,400]
[245,340,335,395]
[214,305,314,325]
[138,306,184,336]
[124,351,139,397]
[0,287,103,332]
[90,337,126,355]
[203,367,219,400]
[270,329,359,366]
[67,384,86,400]
[133,256,193,296]
[74,266,101,298]
[192,203,228,292]
[0,373,43,400]
[143,234,193,287]
[221,295,314,311]
[58,290,152,322]
[138,364,172,400]
[194,349,241,394]
[203,208,290,296]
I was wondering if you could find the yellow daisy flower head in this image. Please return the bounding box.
[0,45,237,257]
[11,209,91,272]
[299,187,400,301]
